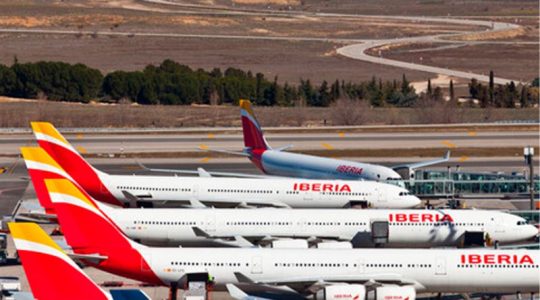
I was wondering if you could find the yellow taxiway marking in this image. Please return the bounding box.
[76,133,84,139]
[199,144,209,150]
[321,143,334,150]
[338,132,345,138]
[76,146,87,154]
[200,157,211,163]
[467,131,477,137]
[207,133,215,139]
[122,165,142,171]
[458,156,469,162]
[441,140,456,148]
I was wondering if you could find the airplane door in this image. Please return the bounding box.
[435,257,446,275]
[493,216,504,233]
[357,259,365,273]
[192,185,199,199]
[251,256,263,274]
[376,187,386,204]
[303,191,315,201]
[205,215,216,233]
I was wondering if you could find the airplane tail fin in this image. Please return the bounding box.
[20,147,75,214]
[31,122,122,206]
[8,222,112,300]
[44,178,162,285]
[240,99,270,151]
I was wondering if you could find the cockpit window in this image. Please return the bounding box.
[399,191,413,196]
[517,220,528,225]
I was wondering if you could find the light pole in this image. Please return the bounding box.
[523,146,535,210]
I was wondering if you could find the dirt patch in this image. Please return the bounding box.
[0,100,538,128]
[449,26,527,41]
[232,0,300,5]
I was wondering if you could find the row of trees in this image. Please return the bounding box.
[0,60,537,108]
[468,71,539,108]
[0,59,420,107]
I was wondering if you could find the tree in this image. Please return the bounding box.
[520,86,528,108]
[0,64,17,96]
[489,70,494,103]
[449,79,455,103]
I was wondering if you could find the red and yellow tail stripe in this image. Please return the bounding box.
[21,147,75,213]
[30,122,123,206]
[31,122,77,153]
[44,179,163,285]
[21,147,73,182]
[9,222,112,300]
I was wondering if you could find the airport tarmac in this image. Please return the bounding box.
[0,128,537,299]
[0,130,538,155]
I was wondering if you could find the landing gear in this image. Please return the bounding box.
[169,282,178,300]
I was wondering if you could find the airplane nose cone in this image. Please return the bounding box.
[526,225,539,239]
[410,196,422,207]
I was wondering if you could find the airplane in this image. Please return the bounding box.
[44,178,539,298]
[8,222,150,300]
[21,142,420,209]
[204,99,450,182]
[21,148,536,249]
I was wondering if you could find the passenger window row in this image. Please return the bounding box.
[208,189,273,194]
[307,222,342,226]
[117,186,190,192]
[321,192,369,196]
[227,222,292,226]
[458,264,538,268]
[404,264,431,268]
[275,262,349,268]
[133,221,196,226]
[171,261,248,267]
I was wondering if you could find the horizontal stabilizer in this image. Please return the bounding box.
[199,147,251,157]
[67,253,108,265]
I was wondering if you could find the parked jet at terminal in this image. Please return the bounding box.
[22,148,536,248]
[45,178,539,297]
[22,143,419,209]
[8,222,150,300]
[207,100,449,182]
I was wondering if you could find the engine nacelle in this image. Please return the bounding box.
[316,284,366,300]
[374,285,415,300]
[271,239,308,248]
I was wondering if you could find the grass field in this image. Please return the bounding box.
[1,98,538,128]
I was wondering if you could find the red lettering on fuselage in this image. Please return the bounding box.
[388,213,454,223]
[336,165,363,175]
[460,254,534,264]
[293,183,352,193]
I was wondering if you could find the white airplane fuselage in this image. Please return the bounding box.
[101,175,419,208]
[142,247,539,294]
[256,151,403,182]
[110,208,536,247]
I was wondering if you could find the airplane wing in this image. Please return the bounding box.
[234,272,416,293]
[191,227,343,247]
[392,150,450,171]
[137,162,276,179]
[226,283,305,300]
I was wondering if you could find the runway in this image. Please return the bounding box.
[0,130,537,155]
